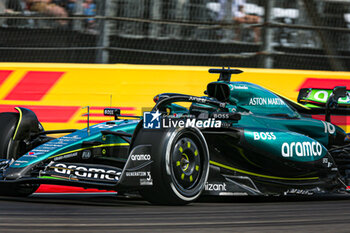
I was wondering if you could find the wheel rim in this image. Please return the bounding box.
[171,136,201,190]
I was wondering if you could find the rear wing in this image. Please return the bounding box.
[298,87,350,108]
[297,86,350,122]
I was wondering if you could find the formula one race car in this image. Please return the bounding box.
[0,68,350,205]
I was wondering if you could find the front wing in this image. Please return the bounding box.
[0,145,153,192]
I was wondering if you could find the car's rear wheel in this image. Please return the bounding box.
[133,126,210,205]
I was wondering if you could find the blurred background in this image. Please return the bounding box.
[1,0,350,71]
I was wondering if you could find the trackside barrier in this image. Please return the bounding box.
[0,63,350,131]
[1,63,350,193]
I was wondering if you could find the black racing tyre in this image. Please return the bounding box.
[0,112,39,196]
[134,126,210,205]
[0,112,20,160]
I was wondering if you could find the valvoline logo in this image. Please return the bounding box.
[143,110,161,129]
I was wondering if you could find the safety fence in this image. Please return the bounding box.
[1,0,350,70]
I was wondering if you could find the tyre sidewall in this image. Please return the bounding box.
[136,126,209,204]
[0,112,39,196]
[0,112,19,159]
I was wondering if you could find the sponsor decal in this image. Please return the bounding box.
[230,84,248,90]
[249,98,286,106]
[53,163,121,181]
[281,141,323,158]
[322,158,333,168]
[253,132,276,140]
[140,179,153,185]
[53,152,78,161]
[126,171,147,177]
[140,172,153,185]
[285,189,313,195]
[13,160,28,163]
[91,124,116,129]
[38,147,53,151]
[103,108,119,116]
[313,90,328,102]
[131,154,151,161]
[82,150,91,160]
[205,182,227,191]
[63,135,82,140]
[189,96,207,103]
[312,90,350,104]
[212,113,231,119]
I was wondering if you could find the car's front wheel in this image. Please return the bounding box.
[132,125,210,205]
[0,111,40,197]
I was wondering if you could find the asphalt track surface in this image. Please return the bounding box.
[1,194,350,232]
